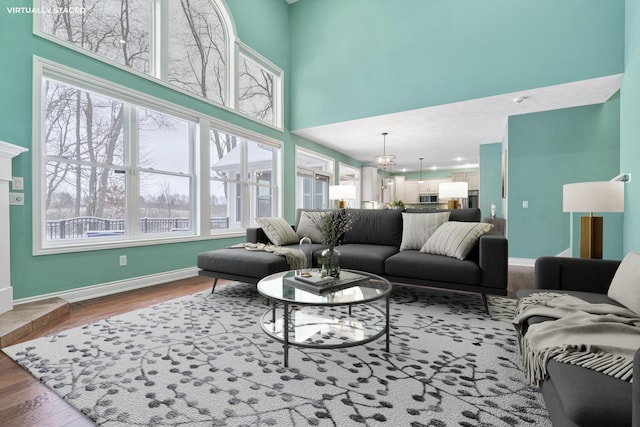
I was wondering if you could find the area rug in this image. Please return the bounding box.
[3,283,551,426]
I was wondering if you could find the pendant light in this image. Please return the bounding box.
[418,157,424,184]
[373,132,396,169]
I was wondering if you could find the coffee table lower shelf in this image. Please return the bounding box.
[260,302,390,367]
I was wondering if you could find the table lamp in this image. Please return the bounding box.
[439,182,468,209]
[329,185,356,209]
[563,181,624,259]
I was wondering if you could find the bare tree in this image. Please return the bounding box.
[43,0,149,72]
[238,56,274,122]
[168,0,226,103]
[44,81,125,220]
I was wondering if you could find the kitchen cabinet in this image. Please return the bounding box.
[404,181,420,203]
[467,173,479,191]
[419,179,439,193]
[452,172,479,191]
[394,176,406,201]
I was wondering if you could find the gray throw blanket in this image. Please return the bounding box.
[229,242,306,270]
[513,292,640,386]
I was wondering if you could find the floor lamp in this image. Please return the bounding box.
[439,182,468,209]
[329,185,356,209]
[562,181,624,259]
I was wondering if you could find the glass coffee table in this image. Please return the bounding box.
[257,269,392,367]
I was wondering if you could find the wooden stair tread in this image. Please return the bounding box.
[0,298,69,348]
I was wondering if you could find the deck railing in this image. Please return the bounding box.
[45,216,229,239]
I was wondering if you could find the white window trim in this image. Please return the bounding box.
[294,147,335,210]
[32,56,282,255]
[338,162,362,208]
[31,0,283,131]
[295,147,335,175]
[236,40,284,129]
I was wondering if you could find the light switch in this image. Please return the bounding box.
[522,200,529,208]
[11,177,24,190]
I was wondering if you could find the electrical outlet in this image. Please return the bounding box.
[522,200,529,208]
[9,193,24,205]
[119,255,127,266]
[11,177,24,190]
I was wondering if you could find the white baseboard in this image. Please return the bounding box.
[14,267,200,306]
[556,248,572,257]
[0,286,13,315]
[508,257,536,267]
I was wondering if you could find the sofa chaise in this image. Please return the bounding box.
[516,256,640,427]
[197,208,508,309]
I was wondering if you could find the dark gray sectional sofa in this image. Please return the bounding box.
[197,208,509,307]
[517,257,640,427]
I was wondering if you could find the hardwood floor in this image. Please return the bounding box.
[0,267,533,426]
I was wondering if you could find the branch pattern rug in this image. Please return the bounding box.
[3,283,551,426]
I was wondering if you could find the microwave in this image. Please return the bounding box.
[419,194,438,203]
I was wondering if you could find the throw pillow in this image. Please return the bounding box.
[400,212,451,251]
[607,252,640,314]
[255,217,298,246]
[296,211,327,243]
[421,221,494,260]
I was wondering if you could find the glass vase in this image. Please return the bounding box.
[299,235,313,273]
[320,248,341,278]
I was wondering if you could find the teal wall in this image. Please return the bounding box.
[289,0,625,130]
[479,143,503,219]
[506,98,622,259]
[621,0,640,254]
[1,0,358,300]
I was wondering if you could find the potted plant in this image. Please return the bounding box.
[390,200,405,209]
[310,209,355,277]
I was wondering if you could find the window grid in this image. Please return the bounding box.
[33,0,283,129]
[34,58,282,254]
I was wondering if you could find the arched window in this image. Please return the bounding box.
[166,0,229,105]
[35,0,282,128]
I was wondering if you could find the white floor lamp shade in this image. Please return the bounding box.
[563,181,624,259]
[329,185,356,208]
[439,182,468,209]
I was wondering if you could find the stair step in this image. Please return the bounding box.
[0,298,69,348]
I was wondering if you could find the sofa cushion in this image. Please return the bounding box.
[421,221,493,260]
[545,359,632,427]
[295,211,328,243]
[335,244,398,276]
[197,248,289,278]
[342,209,403,247]
[385,250,482,285]
[256,217,298,246]
[399,212,450,251]
[607,252,640,314]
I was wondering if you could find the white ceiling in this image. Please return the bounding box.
[293,75,622,173]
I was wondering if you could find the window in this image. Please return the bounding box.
[167,0,227,104]
[35,58,282,253]
[210,130,278,232]
[339,163,362,208]
[137,108,193,234]
[238,53,275,125]
[41,0,150,73]
[35,0,283,129]
[295,148,334,210]
[40,70,196,247]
